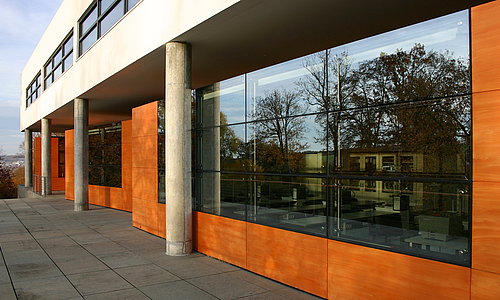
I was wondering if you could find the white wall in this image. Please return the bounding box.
[20,0,239,131]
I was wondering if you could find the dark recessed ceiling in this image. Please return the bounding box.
[40,0,490,132]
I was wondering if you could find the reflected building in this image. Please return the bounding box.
[20,0,500,298]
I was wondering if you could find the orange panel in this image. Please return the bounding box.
[472,269,500,300]
[121,120,133,145]
[122,166,132,191]
[89,185,103,206]
[122,142,133,168]
[109,187,122,210]
[472,181,500,273]
[157,203,166,238]
[328,240,470,300]
[247,223,327,298]
[34,138,41,176]
[472,1,500,93]
[52,178,65,191]
[132,135,157,168]
[473,90,500,182]
[121,188,132,212]
[132,197,159,236]
[65,130,74,200]
[193,212,247,269]
[132,167,158,202]
[132,102,158,138]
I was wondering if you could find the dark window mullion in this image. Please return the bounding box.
[80,22,97,42]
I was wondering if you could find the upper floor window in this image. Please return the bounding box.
[79,0,140,56]
[26,73,41,108]
[44,33,73,89]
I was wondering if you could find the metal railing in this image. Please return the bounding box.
[33,175,47,196]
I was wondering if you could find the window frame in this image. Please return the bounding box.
[26,73,41,108]
[78,0,139,56]
[43,32,74,89]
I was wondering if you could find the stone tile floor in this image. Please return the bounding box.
[0,195,323,299]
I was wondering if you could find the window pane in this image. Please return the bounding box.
[247,53,318,121]
[197,75,246,126]
[128,0,140,10]
[63,52,73,70]
[81,6,97,34]
[45,75,53,88]
[328,179,470,265]
[45,61,53,74]
[100,0,115,13]
[249,115,325,174]
[63,35,73,55]
[81,27,98,54]
[335,97,471,179]
[54,49,62,66]
[53,64,62,81]
[250,175,327,237]
[100,0,123,35]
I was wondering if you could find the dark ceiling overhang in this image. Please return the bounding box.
[41,0,491,132]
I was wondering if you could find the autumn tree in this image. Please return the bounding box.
[0,154,17,199]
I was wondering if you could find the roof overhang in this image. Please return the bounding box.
[37,0,490,132]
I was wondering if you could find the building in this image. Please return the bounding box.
[20,0,500,298]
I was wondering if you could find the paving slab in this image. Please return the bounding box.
[139,280,218,300]
[13,275,82,299]
[67,269,134,296]
[113,263,180,287]
[0,196,325,299]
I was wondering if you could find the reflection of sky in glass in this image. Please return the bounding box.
[209,10,468,136]
[335,10,469,63]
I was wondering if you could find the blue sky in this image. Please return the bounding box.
[0,0,63,155]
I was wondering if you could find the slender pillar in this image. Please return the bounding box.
[165,42,192,256]
[41,118,52,196]
[24,129,33,188]
[74,98,89,211]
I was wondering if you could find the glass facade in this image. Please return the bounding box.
[78,0,140,56]
[194,11,471,265]
[89,123,122,187]
[44,33,73,89]
[26,73,41,108]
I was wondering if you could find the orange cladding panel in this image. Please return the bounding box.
[132,197,159,236]
[471,269,500,300]
[193,212,247,268]
[132,101,157,138]
[247,223,327,298]
[65,130,74,200]
[472,1,500,93]
[327,240,470,300]
[472,181,500,273]
[157,203,166,238]
[472,90,500,182]
[131,102,159,236]
[34,138,41,176]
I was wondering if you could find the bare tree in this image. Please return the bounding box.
[254,88,309,173]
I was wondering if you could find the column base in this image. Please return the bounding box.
[166,240,192,256]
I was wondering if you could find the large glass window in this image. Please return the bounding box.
[78,0,140,56]
[89,123,122,187]
[194,10,471,265]
[26,73,41,108]
[44,33,73,89]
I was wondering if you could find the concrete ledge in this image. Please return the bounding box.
[17,185,43,199]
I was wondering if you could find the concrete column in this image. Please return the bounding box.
[74,98,89,211]
[41,118,52,196]
[202,82,221,214]
[165,42,192,256]
[24,129,33,188]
